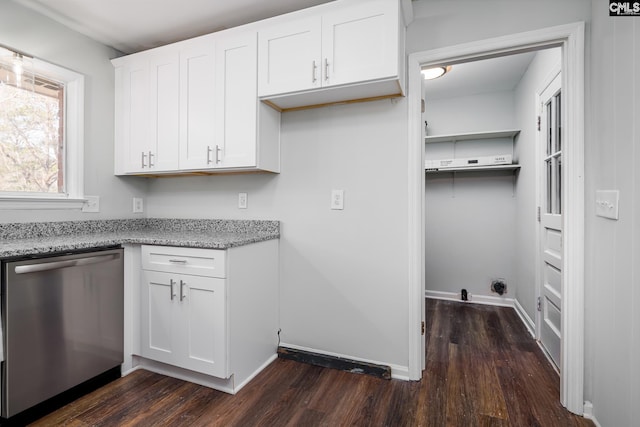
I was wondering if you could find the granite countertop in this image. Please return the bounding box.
[0,219,279,258]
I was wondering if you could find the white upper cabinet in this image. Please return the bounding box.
[257,0,404,110]
[179,36,216,170]
[215,30,280,172]
[113,31,280,175]
[258,17,322,96]
[149,49,180,171]
[114,49,179,174]
[215,31,258,169]
[322,0,399,87]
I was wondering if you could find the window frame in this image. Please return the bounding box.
[0,53,85,210]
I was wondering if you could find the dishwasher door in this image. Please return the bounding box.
[1,247,124,418]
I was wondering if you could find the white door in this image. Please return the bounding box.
[538,72,562,368]
[141,271,178,366]
[321,0,398,87]
[215,31,258,168]
[148,49,180,171]
[122,58,150,173]
[177,275,228,378]
[257,17,321,96]
[179,36,217,170]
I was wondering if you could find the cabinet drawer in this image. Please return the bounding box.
[141,245,226,278]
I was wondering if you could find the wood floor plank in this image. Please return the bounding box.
[25,299,594,427]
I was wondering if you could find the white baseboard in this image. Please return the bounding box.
[280,342,409,380]
[425,290,515,308]
[514,298,536,338]
[583,401,601,427]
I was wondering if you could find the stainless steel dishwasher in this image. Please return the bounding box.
[1,246,124,418]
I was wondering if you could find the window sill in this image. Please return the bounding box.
[0,197,86,210]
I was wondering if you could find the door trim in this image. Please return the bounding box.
[407,22,585,414]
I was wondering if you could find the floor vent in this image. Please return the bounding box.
[277,346,392,380]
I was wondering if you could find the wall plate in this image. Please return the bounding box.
[595,190,619,220]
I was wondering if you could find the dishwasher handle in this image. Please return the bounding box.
[14,253,120,275]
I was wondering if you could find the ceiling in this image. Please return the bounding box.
[12,0,335,54]
[422,51,539,100]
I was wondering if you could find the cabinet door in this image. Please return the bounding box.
[176,275,228,378]
[258,17,321,97]
[140,271,179,366]
[215,31,258,168]
[322,0,399,87]
[148,50,180,171]
[120,58,150,173]
[179,37,217,170]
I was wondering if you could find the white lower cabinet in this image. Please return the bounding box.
[141,270,227,378]
[132,241,279,393]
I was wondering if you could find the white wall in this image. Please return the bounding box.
[424,91,518,299]
[0,1,147,223]
[424,91,516,136]
[586,3,640,425]
[146,99,411,372]
[513,47,561,323]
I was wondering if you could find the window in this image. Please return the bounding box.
[0,45,84,209]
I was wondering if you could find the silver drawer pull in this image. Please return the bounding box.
[180,280,186,302]
[170,279,176,300]
[168,259,187,264]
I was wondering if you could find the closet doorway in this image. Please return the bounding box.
[407,23,585,414]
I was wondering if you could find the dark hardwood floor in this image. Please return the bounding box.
[29,299,593,426]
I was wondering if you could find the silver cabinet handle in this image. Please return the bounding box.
[141,151,147,168]
[324,58,330,81]
[148,151,154,167]
[168,259,187,264]
[180,280,186,302]
[207,146,213,165]
[215,145,222,164]
[170,279,176,300]
[312,60,318,83]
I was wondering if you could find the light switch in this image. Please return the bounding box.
[595,190,619,220]
[331,189,344,210]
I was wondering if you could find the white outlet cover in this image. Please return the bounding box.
[238,192,248,209]
[595,190,619,220]
[331,189,344,210]
[133,197,144,213]
[82,195,100,213]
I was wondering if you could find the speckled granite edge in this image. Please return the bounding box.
[0,219,280,258]
[0,218,279,240]
[143,218,280,234]
[0,219,148,240]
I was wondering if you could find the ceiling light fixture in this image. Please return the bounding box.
[421,65,451,80]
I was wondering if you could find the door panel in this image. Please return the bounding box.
[125,61,149,172]
[180,275,227,378]
[179,37,216,169]
[142,271,177,365]
[322,0,397,86]
[216,31,257,168]
[538,72,562,368]
[258,17,321,96]
[149,51,180,171]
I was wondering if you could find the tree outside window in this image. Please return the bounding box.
[0,46,65,195]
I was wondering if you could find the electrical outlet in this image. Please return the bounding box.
[331,189,344,210]
[238,193,248,209]
[82,196,100,213]
[133,197,144,213]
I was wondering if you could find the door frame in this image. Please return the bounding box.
[406,22,585,414]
